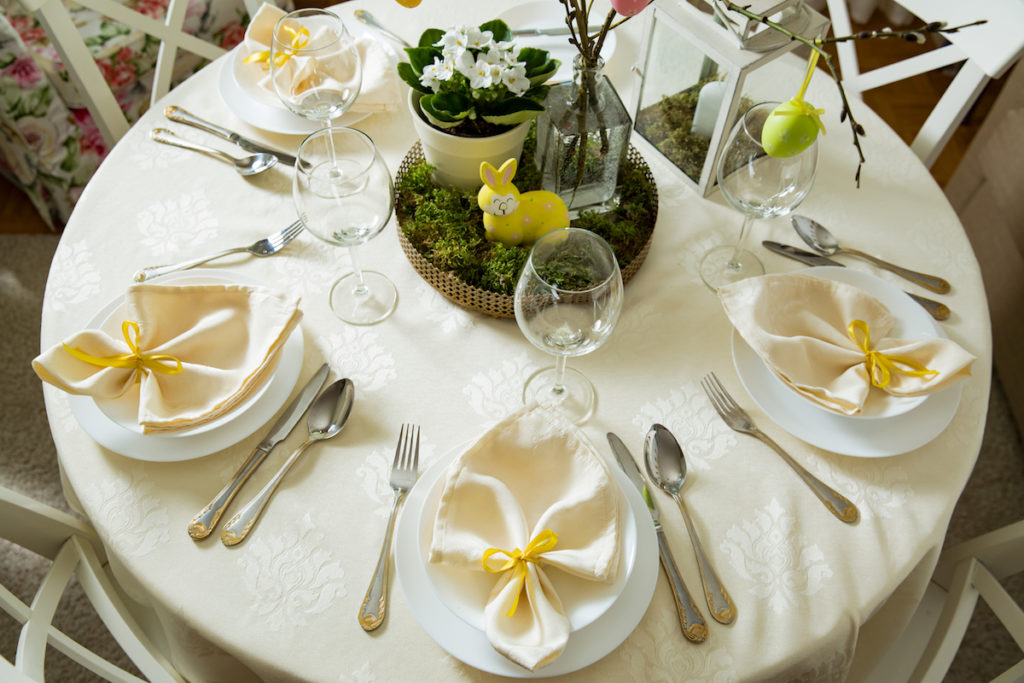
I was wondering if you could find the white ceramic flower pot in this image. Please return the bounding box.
[408,92,530,190]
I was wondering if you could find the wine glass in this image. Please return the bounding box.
[514,228,624,424]
[270,9,362,128]
[293,127,397,325]
[699,101,818,291]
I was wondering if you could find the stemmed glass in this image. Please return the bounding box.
[699,101,818,291]
[514,228,623,424]
[293,127,397,325]
[270,9,362,131]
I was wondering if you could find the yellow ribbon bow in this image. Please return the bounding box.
[482,529,559,617]
[242,24,310,71]
[63,320,183,377]
[848,320,938,389]
[772,48,827,135]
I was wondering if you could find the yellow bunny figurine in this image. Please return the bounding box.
[478,159,569,247]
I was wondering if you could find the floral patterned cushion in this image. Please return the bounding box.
[0,0,291,230]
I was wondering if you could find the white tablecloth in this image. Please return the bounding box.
[39,2,991,681]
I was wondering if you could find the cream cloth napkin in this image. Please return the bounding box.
[428,405,622,671]
[33,284,301,433]
[719,273,974,415]
[242,3,399,114]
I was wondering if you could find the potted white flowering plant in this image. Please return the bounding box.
[398,20,560,188]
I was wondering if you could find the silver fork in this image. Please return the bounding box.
[132,220,304,282]
[701,373,860,524]
[359,424,420,631]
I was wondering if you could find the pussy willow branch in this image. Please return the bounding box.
[721,1,986,185]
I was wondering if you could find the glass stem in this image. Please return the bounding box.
[552,355,568,396]
[348,244,369,297]
[729,215,755,271]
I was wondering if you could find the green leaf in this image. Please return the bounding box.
[479,19,512,43]
[418,28,445,48]
[397,62,430,92]
[528,62,560,88]
[517,47,550,72]
[480,97,544,125]
[403,46,442,74]
[420,93,472,127]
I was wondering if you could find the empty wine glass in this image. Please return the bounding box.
[294,127,397,325]
[700,101,818,291]
[270,9,362,127]
[514,228,623,424]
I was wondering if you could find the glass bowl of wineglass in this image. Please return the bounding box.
[270,9,362,127]
[293,127,397,325]
[699,101,818,291]
[514,228,624,424]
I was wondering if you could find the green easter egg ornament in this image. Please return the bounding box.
[762,99,823,157]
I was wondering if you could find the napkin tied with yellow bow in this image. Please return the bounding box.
[33,284,301,433]
[242,3,398,114]
[429,405,622,671]
[719,273,974,415]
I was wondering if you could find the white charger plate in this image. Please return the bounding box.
[498,2,617,84]
[67,270,304,461]
[418,446,638,633]
[731,266,963,457]
[395,442,658,677]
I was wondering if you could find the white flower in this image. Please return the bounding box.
[501,62,529,95]
[420,56,454,90]
[468,56,496,89]
[464,27,493,50]
[453,49,476,79]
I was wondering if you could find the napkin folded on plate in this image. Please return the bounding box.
[719,273,974,416]
[242,3,399,114]
[33,284,301,433]
[429,405,622,671]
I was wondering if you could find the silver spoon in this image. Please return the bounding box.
[353,9,411,48]
[221,378,355,546]
[791,215,951,294]
[645,424,737,625]
[150,128,277,176]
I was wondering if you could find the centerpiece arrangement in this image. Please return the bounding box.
[397,20,560,188]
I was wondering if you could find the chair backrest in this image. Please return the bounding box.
[0,484,184,682]
[15,0,228,147]
[824,0,1024,168]
[909,519,1024,683]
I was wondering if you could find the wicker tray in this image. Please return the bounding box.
[396,143,658,319]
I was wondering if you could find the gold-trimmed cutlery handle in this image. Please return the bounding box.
[358,490,405,631]
[188,446,269,539]
[674,495,736,624]
[755,429,860,524]
[655,528,708,642]
[842,247,951,294]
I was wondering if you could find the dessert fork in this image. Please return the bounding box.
[132,220,303,282]
[701,372,860,524]
[359,424,420,631]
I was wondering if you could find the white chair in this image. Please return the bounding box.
[15,0,231,147]
[823,0,1024,168]
[0,484,184,682]
[865,519,1024,682]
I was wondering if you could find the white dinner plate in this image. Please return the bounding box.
[418,447,638,633]
[498,2,617,84]
[67,270,304,461]
[731,266,963,457]
[395,442,658,677]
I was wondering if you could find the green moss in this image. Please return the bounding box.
[396,126,657,297]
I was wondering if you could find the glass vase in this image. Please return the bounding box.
[534,55,632,216]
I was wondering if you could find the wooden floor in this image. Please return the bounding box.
[0,9,1007,237]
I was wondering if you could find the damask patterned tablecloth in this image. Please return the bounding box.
[38,1,991,681]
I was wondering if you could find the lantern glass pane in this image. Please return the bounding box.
[633,14,736,184]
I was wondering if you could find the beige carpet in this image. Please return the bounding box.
[1,234,1022,681]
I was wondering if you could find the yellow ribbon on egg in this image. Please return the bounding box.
[482,529,559,617]
[243,24,310,71]
[848,320,938,389]
[772,48,827,135]
[64,321,183,376]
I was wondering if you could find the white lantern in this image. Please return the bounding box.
[629,0,829,197]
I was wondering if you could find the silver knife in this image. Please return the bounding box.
[512,25,601,36]
[188,363,330,539]
[165,106,298,166]
[607,432,708,643]
[761,240,951,322]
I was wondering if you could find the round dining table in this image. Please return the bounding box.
[38,1,992,681]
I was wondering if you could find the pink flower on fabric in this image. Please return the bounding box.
[72,108,108,158]
[109,63,136,89]
[610,0,651,16]
[220,24,245,49]
[2,54,41,87]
